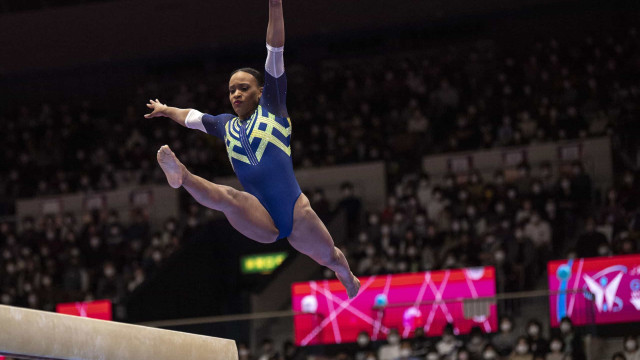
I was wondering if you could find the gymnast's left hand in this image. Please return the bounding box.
[144,99,168,119]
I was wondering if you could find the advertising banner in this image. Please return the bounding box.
[56,299,112,321]
[292,267,496,345]
[548,254,640,326]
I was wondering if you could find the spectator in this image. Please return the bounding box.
[546,338,565,360]
[575,217,608,258]
[379,329,402,360]
[492,317,518,356]
[257,338,278,360]
[282,340,301,360]
[355,331,376,360]
[466,326,489,359]
[436,324,461,360]
[238,343,253,360]
[457,349,471,360]
[623,336,640,360]
[482,344,501,360]
[553,318,585,360]
[397,340,421,360]
[509,337,534,360]
[411,327,431,358]
[525,319,549,357]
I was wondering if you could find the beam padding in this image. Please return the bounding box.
[0,304,238,360]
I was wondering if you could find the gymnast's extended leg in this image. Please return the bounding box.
[158,145,360,297]
[288,194,361,298]
[157,145,279,243]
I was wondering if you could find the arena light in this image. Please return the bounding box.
[292,267,497,345]
[548,254,640,326]
[241,252,288,274]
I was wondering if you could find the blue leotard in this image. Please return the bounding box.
[196,51,301,239]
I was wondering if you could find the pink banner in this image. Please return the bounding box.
[292,267,497,345]
[548,254,640,327]
[56,299,112,321]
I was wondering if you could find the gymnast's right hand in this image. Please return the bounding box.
[144,99,168,118]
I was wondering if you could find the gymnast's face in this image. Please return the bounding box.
[229,71,263,120]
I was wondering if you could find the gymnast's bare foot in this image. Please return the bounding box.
[157,145,187,189]
[336,272,361,299]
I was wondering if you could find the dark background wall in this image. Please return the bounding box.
[1,0,567,74]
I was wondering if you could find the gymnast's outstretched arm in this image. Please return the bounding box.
[144,99,191,127]
[145,99,230,139]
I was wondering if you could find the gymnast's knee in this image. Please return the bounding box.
[218,185,242,211]
[315,246,341,268]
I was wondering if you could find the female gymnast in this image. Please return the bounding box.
[144,0,360,298]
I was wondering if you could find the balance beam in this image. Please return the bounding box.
[0,304,238,360]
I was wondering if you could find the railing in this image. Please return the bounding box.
[138,289,598,356]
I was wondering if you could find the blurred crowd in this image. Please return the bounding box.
[0,205,209,318]
[337,161,639,292]
[1,25,639,215]
[238,323,640,360]
[0,8,639,360]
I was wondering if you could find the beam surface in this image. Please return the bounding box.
[0,304,238,360]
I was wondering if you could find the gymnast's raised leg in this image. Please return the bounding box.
[157,145,360,297]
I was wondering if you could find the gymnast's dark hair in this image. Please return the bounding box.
[230,67,264,87]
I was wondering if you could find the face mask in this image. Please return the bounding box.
[443,335,454,343]
[459,353,469,360]
[501,322,512,332]
[483,351,497,360]
[104,267,115,277]
[598,246,609,256]
[428,354,440,360]
[516,344,529,354]
[550,342,562,352]
[357,336,370,347]
[626,340,637,352]
[400,349,412,358]
[388,335,400,345]
[366,247,375,257]
[528,325,540,337]
[239,349,250,357]
[152,251,162,262]
[560,322,571,333]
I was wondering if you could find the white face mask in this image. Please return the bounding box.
[501,322,512,332]
[516,344,529,354]
[357,336,370,347]
[528,326,540,337]
[428,354,440,360]
[483,351,497,360]
[626,340,638,352]
[400,349,412,358]
[550,342,562,352]
[560,322,571,333]
[388,335,400,345]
